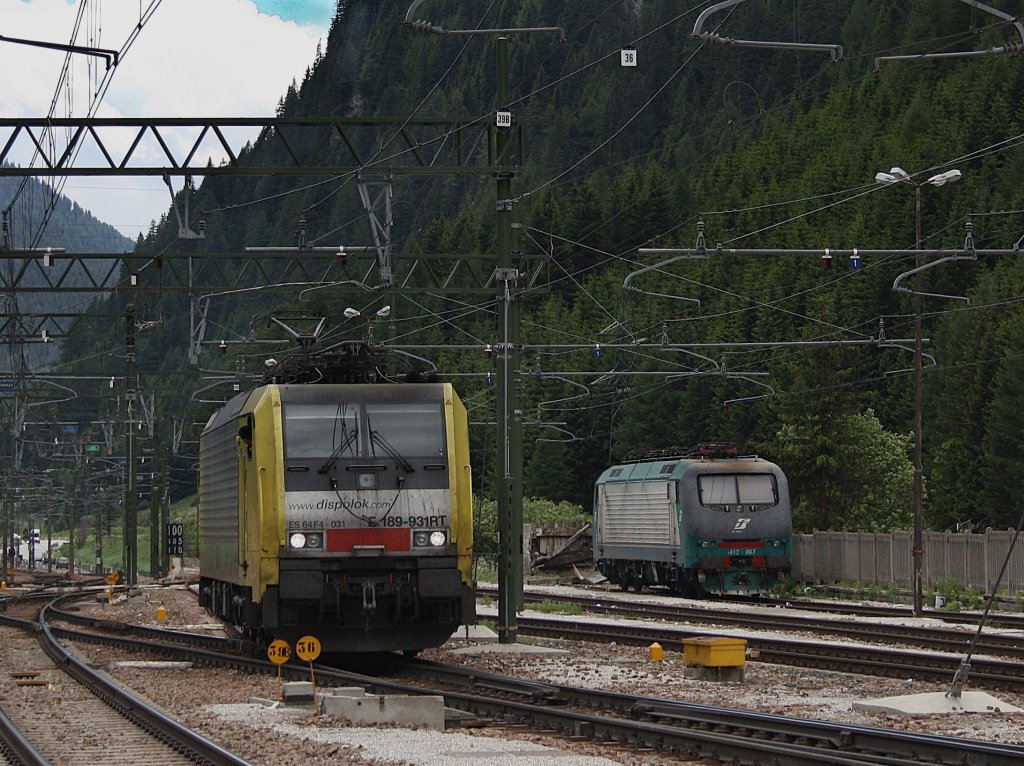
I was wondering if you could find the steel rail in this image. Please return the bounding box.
[760,595,1024,630]
[494,588,1024,660]
[32,598,255,766]
[401,657,1024,766]
[31,620,927,766]
[0,705,51,766]
[509,614,1024,691]
[37,593,1024,766]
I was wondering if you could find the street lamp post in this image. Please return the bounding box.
[875,166,961,617]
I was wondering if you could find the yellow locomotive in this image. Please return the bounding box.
[198,381,474,653]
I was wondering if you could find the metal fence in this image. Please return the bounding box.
[792,530,1024,594]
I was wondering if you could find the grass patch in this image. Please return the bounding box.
[473,558,498,584]
[478,618,497,634]
[531,599,584,615]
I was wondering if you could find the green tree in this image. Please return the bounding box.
[981,312,1024,528]
[777,408,912,532]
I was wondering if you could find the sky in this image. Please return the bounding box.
[1,0,335,241]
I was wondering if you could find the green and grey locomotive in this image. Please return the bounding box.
[593,444,791,596]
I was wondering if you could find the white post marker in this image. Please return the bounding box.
[496,110,512,128]
[621,47,637,67]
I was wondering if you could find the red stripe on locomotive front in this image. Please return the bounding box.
[326,528,411,552]
[719,540,765,548]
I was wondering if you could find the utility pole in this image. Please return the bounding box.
[875,167,963,617]
[493,36,524,643]
[27,514,34,569]
[69,459,79,575]
[1,484,8,582]
[160,468,170,578]
[400,6,560,643]
[150,397,162,578]
[123,303,138,584]
[93,498,102,574]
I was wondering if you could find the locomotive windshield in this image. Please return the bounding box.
[284,403,362,459]
[365,403,444,457]
[698,473,778,507]
[282,401,444,459]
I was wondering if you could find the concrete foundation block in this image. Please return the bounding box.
[282,681,315,702]
[447,624,499,643]
[683,666,745,682]
[319,693,446,730]
[854,691,1024,717]
[319,686,367,699]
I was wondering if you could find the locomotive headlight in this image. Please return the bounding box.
[413,530,448,548]
[289,532,307,549]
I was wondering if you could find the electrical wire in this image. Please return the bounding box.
[22,1,167,249]
[205,1,500,225]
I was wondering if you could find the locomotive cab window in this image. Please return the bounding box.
[284,403,362,459]
[282,401,445,461]
[238,418,253,460]
[698,473,778,508]
[365,403,445,457]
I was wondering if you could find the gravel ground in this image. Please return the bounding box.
[63,580,1024,765]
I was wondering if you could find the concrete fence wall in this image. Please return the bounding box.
[792,530,1024,594]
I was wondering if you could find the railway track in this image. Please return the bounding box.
[502,612,1024,691]
[753,594,1024,630]
[30,588,1024,766]
[45,581,1024,700]
[0,586,252,766]
[478,584,1024,660]
[0,705,47,766]
[397,657,1024,766]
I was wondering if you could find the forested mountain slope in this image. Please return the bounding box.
[57,0,1024,532]
[1,176,133,254]
[1,174,132,367]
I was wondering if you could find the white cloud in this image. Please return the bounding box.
[1,0,327,238]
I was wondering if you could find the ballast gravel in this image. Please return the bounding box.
[63,579,1024,766]
[211,702,623,766]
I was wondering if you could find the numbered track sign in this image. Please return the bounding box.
[496,110,512,128]
[267,639,292,701]
[296,635,322,706]
[621,47,637,67]
[295,636,322,663]
[166,522,184,556]
[267,639,292,665]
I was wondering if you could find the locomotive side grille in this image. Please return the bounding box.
[200,423,240,539]
[199,420,244,583]
[598,481,680,547]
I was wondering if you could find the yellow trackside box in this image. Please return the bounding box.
[683,637,747,668]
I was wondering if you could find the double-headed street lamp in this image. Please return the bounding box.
[344,305,391,345]
[875,166,962,617]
